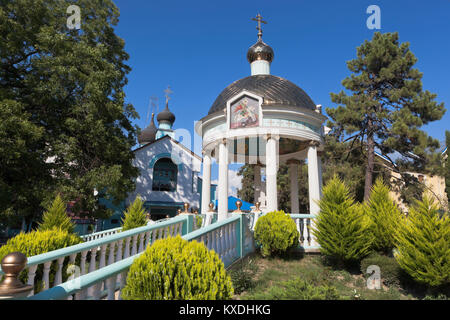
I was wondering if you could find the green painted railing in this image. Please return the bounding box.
[0,215,190,296]
[8,212,318,300]
[29,213,253,300]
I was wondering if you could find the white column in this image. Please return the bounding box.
[265,135,278,212]
[289,161,299,214]
[218,139,229,220]
[254,165,261,204]
[318,153,323,197]
[308,142,321,215]
[201,151,211,213]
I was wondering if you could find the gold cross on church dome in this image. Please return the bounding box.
[252,13,267,40]
[164,85,173,103]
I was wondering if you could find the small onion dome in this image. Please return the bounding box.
[247,39,274,64]
[138,113,157,144]
[157,101,176,124]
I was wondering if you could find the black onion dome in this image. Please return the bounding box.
[157,102,176,124]
[208,74,316,115]
[247,39,274,64]
[138,113,157,144]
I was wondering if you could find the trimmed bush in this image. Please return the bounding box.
[394,195,450,287]
[365,178,403,253]
[0,229,83,292]
[360,252,402,287]
[121,196,148,231]
[121,236,233,300]
[246,277,341,300]
[38,194,75,234]
[312,175,373,265]
[254,210,299,257]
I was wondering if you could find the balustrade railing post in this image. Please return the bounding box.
[0,252,33,300]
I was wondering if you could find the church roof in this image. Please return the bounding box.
[133,135,202,161]
[208,74,316,115]
[138,113,157,144]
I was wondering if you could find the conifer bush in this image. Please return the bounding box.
[254,210,299,257]
[312,175,373,265]
[121,196,148,231]
[0,229,83,292]
[394,195,450,287]
[38,194,76,234]
[121,236,233,300]
[365,178,403,253]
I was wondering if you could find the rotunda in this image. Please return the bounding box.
[195,15,327,220]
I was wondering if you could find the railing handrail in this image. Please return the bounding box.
[81,227,122,239]
[0,215,188,273]
[29,254,138,300]
[183,214,240,242]
[289,213,317,219]
[28,214,241,300]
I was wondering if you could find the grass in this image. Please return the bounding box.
[227,251,447,300]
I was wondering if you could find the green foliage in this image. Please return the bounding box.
[365,178,403,252]
[254,210,299,257]
[327,32,445,200]
[361,252,403,287]
[121,197,148,231]
[313,176,373,265]
[247,277,341,300]
[121,236,233,300]
[394,195,450,287]
[38,195,75,234]
[1,0,140,222]
[229,258,258,294]
[0,229,83,292]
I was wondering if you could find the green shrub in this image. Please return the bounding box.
[394,195,450,287]
[121,196,148,231]
[246,277,341,300]
[38,194,75,234]
[121,236,233,300]
[365,178,403,253]
[254,210,299,257]
[0,229,83,292]
[312,175,373,266]
[360,252,402,287]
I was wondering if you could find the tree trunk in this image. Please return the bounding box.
[364,132,375,201]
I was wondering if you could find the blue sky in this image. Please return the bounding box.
[112,0,450,191]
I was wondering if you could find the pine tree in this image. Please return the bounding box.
[121,197,148,231]
[38,195,75,234]
[328,32,445,201]
[365,178,403,253]
[394,195,450,287]
[313,176,373,266]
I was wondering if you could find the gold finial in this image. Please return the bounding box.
[0,252,33,299]
[233,200,243,214]
[183,203,190,214]
[193,208,199,214]
[164,85,173,105]
[251,201,262,213]
[208,202,215,212]
[252,13,267,40]
[177,209,182,215]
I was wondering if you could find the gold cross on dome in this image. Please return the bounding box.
[164,85,173,104]
[252,13,267,40]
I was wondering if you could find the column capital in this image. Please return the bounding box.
[264,133,280,141]
[309,140,320,148]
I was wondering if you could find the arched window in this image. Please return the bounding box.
[152,158,178,192]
